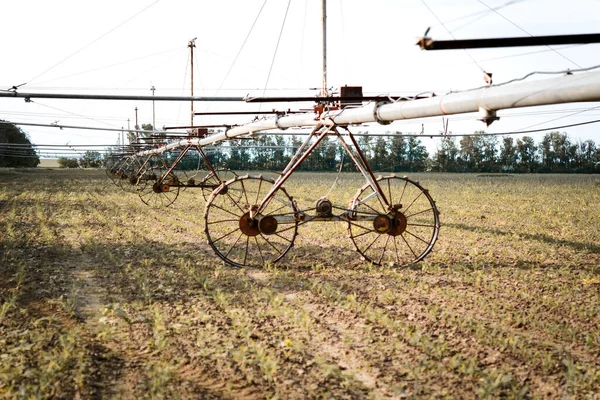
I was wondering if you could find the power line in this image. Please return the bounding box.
[419,0,486,73]
[262,0,293,96]
[215,0,268,96]
[27,0,162,85]
[476,0,582,69]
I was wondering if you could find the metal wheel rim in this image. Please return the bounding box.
[348,175,440,267]
[137,158,181,208]
[204,175,298,268]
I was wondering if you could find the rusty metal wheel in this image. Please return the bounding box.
[137,159,180,208]
[348,175,440,267]
[113,156,142,192]
[200,168,238,201]
[204,175,298,268]
[105,156,124,185]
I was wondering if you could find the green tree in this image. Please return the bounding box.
[322,138,339,171]
[57,157,80,168]
[516,136,538,172]
[539,131,572,172]
[273,135,288,170]
[433,137,459,172]
[0,120,40,167]
[252,136,274,169]
[357,133,373,164]
[499,137,517,172]
[406,137,429,172]
[480,135,499,172]
[79,151,103,168]
[577,139,598,173]
[226,140,250,170]
[458,135,484,172]
[388,134,407,171]
[372,137,389,171]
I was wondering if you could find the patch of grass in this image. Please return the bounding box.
[1,169,599,398]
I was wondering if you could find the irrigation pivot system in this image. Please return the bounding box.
[103,40,600,269]
[7,1,600,268]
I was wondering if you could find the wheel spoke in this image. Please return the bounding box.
[363,233,382,254]
[209,202,241,219]
[255,178,263,205]
[347,219,374,232]
[404,229,431,245]
[212,226,242,244]
[276,223,300,235]
[393,236,401,265]
[240,179,249,206]
[404,191,424,214]
[406,207,435,218]
[225,188,246,214]
[378,235,392,265]
[351,227,377,239]
[254,237,266,264]
[399,179,408,205]
[400,233,418,258]
[262,234,284,255]
[355,192,383,215]
[407,223,437,228]
[224,232,244,258]
[207,218,240,225]
[352,208,382,217]
[266,202,290,216]
[243,236,250,266]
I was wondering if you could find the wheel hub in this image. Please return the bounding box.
[153,182,171,193]
[388,211,408,236]
[373,215,391,233]
[373,212,407,236]
[239,212,260,237]
[258,215,278,235]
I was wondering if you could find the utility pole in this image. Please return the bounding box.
[321,0,327,97]
[127,118,131,147]
[134,107,139,143]
[151,85,156,131]
[189,38,197,134]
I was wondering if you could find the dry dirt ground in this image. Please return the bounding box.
[0,168,599,399]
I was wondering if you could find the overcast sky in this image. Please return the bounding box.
[2,0,600,155]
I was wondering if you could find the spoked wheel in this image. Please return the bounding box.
[348,175,440,267]
[200,168,238,201]
[137,166,180,208]
[204,175,298,268]
[114,157,141,191]
[107,165,122,186]
[105,157,123,185]
[121,160,150,194]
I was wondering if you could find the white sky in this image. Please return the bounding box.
[2,0,600,156]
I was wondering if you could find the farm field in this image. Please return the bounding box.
[1,168,599,399]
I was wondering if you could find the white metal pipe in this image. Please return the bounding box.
[137,113,319,156]
[135,69,600,157]
[331,69,600,124]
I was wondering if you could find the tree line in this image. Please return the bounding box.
[432,131,600,173]
[2,117,598,173]
[96,130,600,174]
[203,131,600,173]
[193,133,431,173]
